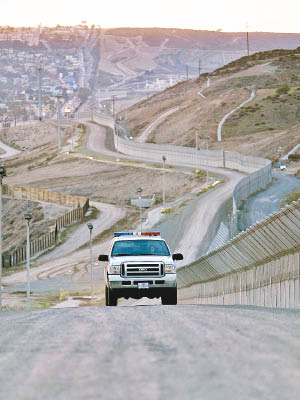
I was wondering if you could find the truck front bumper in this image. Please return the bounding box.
[108,274,177,290]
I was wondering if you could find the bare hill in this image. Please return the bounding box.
[121,47,300,161]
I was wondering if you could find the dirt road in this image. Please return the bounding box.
[1,305,300,400]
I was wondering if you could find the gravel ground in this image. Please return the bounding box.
[1,305,300,400]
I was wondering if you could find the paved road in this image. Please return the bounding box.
[1,305,300,400]
[82,119,245,264]
[0,139,21,159]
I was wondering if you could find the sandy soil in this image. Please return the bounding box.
[122,59,300,160]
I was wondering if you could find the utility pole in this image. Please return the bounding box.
[198,58,201,78]
[24,211,32,311]
[0,165,6,312]
[186,64,189,81]
[112,95,115,118]
[37,64,42,121]
[162,156,166,209]
[137,187,143,231]
[246,23,250,57]
[206,136,210,188]
[87,223,94,299]
[56,94,62,150]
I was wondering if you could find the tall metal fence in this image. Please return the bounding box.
[178,200,300,308]
[3,184,89,267]
[82,111,293,309]
[84,111,272,213]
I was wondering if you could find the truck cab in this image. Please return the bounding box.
[98,232,183,306]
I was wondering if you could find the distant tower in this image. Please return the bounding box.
[37,64,42,121]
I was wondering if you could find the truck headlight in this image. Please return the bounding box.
[165,264,176,273]
[109,265,120,274]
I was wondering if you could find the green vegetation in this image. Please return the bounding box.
[212,47,300,77]
[223,87,300,138]
[280,188,300,208]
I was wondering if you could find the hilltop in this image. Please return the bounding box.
[121,47,300,162]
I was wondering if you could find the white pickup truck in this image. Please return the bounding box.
[98,232,183,306]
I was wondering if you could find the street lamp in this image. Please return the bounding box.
[24,211,32,311]
[87,223,94,299]
[0,164,6,312]
[56,94,62,150]
[137,187,143,231]
[278,146,282,164]
[162,156,166,209]
[37,65,42,122]
[206,136,210,188]
[115,121,119,156]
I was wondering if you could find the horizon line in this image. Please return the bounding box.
[1,25,300,35]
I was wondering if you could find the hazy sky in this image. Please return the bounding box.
[2,0,300,33]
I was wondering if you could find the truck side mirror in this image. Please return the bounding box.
[98,254,109,262]
[172,253,183,261]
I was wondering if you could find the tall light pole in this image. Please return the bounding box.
[195,131,199,170]
[112,95,115,118]
[206,136,210,188]
[115,120,119,156]
[162,155,166,209]
[0,164,6,312]
[278,146,282,164]
[37,65,42,121]
[198,57,201,78]
[186,64,189,81]
[87,223,94,299]
[56,94,62,150]
[137,187,143,231]
[24,211,32,311]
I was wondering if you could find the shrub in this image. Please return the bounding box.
[276,85,290,96]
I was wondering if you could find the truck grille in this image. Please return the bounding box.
[121,262,164,278]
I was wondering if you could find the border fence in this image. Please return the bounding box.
[3,184,89,267]
[84,110,272,213]
[178,200,300,308]
[81,111,300,309]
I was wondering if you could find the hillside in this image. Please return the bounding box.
[101,28,300,78]
[121,47,300,161]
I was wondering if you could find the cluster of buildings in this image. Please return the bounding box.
[0,26,93,124]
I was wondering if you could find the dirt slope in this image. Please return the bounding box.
[122,48,300,161]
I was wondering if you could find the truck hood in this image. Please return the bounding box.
[110,255,174,264]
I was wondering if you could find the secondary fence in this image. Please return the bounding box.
[3,184,89,267]
[83,111,297,309]
[83,110,272,214]
[178,199,300,308]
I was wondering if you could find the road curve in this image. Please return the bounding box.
[0,139,21,159]
[1,305,300,400]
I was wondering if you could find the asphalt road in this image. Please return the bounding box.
[1,305,300,400]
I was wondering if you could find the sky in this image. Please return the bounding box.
[1,0,300,33]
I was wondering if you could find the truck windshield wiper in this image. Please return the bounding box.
[113,253,132,256]
[140,253,156,255]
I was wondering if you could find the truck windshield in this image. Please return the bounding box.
[111,240,170,257]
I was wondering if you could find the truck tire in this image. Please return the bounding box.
[105,285,118,306]
[161,288,177,305]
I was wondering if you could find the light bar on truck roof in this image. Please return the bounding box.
[141,232,160,236]
[114,232,160,237]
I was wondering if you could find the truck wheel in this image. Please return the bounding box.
[105,285,118,306]
[161,288,177,305]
